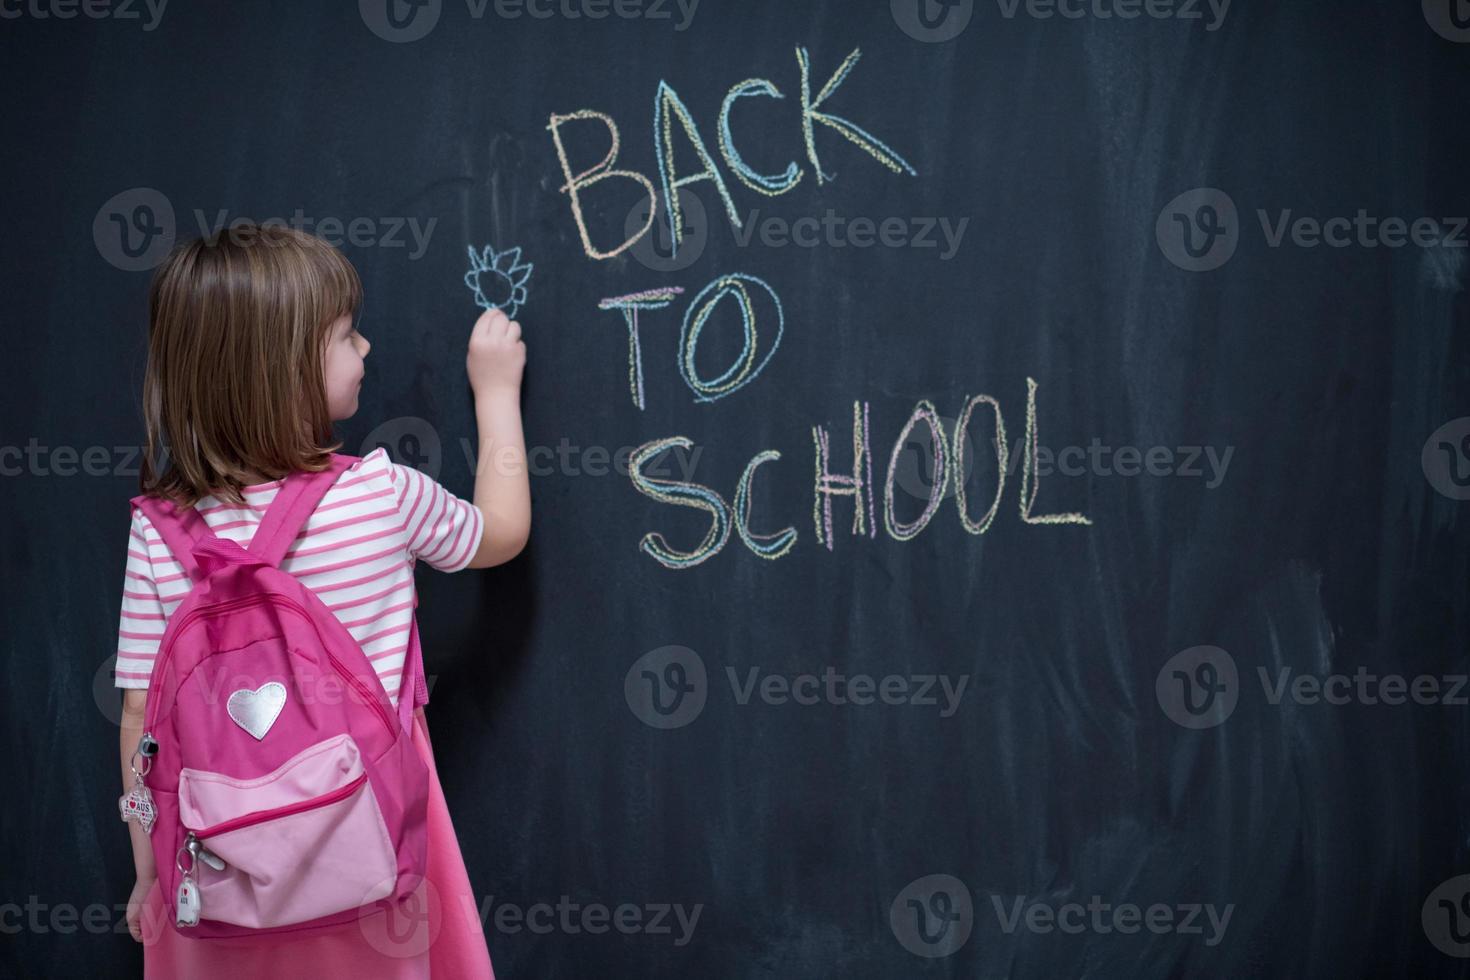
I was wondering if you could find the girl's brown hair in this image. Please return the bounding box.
[139,223,361,506]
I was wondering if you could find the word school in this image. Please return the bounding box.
[628,379,1092,569]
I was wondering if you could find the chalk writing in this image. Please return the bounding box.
[629,380,1092,567]
[655,80,743,259]
[629,437,731,569]
[882,400,949,540]
[598,287,685,411]
[812,400,877,550]
[735,450,798,560]
[796,47,917,185]
[679,273,784,403]
[547,108,657,260]
[464,243,533,318]
[598,274,783,407]
[550,46,917,261]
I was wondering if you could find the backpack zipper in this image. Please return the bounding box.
[177,769,370,924]
[190,771,370,842]
[145,594,400,737]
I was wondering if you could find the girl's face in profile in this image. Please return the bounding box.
[324,314,371,420]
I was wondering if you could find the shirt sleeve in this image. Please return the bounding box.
[115,508,167,689]
[385,454,485,572]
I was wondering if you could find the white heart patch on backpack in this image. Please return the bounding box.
[227,683,287,740]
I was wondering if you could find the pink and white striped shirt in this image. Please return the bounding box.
[113,448,484,707]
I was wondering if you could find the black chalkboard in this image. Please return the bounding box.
[3,1,1469,976]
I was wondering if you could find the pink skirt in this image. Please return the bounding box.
[139,708,495,979]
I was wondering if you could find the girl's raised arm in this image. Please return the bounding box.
[464,308,531,569]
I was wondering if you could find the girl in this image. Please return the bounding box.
[115,223,528,978]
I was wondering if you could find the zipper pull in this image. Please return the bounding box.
[196,840,226,871]
[185,831,226,871]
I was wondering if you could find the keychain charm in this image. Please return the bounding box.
[175,874,200,927]
[175,835,202,927]
[118,774,156,833]
[118,732,158,835]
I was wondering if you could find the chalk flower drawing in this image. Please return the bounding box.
[464,243,533,319]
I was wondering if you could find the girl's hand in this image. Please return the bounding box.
[126,874,155,943]
[467,308,525,396]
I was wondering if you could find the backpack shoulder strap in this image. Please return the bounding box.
[130,493,217,584]
[247,454,359,567]
[399,605,431,728]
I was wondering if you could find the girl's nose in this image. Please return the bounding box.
[357,335,371,356]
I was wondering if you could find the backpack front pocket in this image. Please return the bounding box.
[177,733,398,929]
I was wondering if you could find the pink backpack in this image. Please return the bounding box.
[128,453,431,939]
